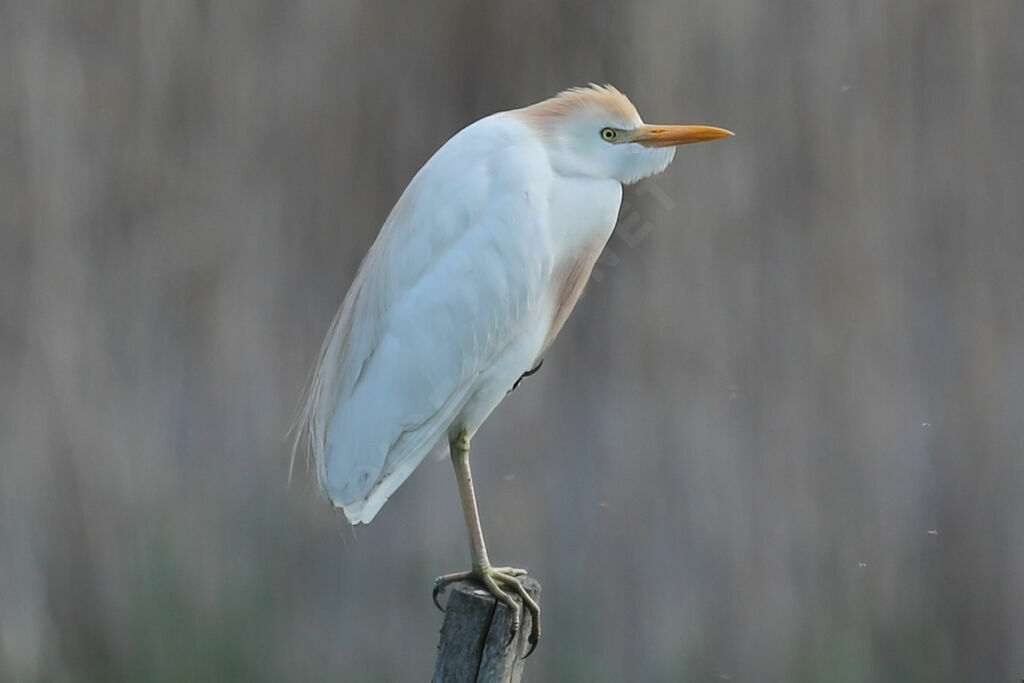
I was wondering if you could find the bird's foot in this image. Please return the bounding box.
[509,359,543,393]
[433,565,541,655]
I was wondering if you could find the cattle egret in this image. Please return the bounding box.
[295,84,732,649]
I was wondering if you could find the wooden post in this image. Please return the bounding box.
[432,577,541,683]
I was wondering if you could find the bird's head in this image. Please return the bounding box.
[515,84,732,185]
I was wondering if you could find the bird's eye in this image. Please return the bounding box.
[600,127,618,141]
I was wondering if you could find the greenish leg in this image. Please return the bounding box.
[433,430,541,653]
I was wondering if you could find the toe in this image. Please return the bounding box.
[432,571,473,612]
[491,566,528,577]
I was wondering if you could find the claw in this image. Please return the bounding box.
[432,583,446,612]
[524,632,538,657]
[509,359,543,393]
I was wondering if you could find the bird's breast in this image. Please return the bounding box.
[540,177,622,351]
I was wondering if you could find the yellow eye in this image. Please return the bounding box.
[600,127,618,141]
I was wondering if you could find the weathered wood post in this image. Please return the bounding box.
[432,577,541,683]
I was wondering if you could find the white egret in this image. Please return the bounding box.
[295,84,732,649]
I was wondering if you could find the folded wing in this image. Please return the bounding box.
[294,114,551,523]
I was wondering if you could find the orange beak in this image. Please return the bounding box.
[631,124,734,147]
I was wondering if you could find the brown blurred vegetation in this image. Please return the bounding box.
[2,1,1023,681]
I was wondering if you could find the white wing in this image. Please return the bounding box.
[295,113,553,523]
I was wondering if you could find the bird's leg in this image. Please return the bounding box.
[433,430,541,653]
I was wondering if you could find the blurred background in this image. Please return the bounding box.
[2,1,1023,681]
